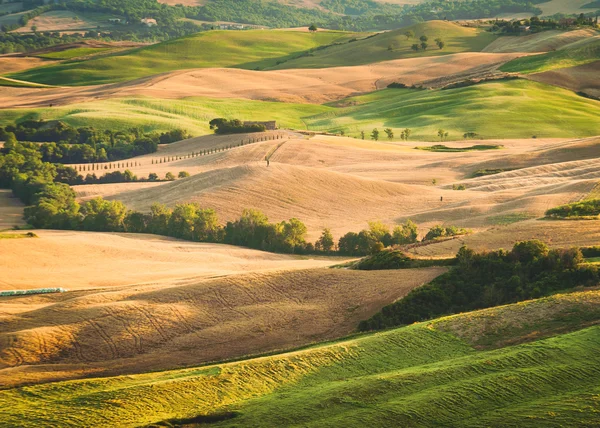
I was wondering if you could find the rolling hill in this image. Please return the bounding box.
[2,289,600,426]
[7,29,364,86]
[500,37,600,74]
[0,79,598,138]
[268,21,498,69]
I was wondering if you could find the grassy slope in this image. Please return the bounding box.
[306,79,600,139]
[35,47,112,60]
[0,97,331,134]
[7,30,362,86]
[500,37,600,74]
[269,21,497,69]
[1,80,598,139]
[1,290,600,427]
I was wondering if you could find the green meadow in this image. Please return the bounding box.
[270,21,497,69]
[500,37,600,74]
[1,80,598,140]
[34,47,113,60]
[7,30,363,86]
[2,290,600,427]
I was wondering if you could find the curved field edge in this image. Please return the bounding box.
[0,80,598,139]
[1,289,600,427]
[5,30,364,86]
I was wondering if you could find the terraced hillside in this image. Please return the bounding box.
[7,30,364,86]
[2,290,600,427]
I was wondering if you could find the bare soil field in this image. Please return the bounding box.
[0,52,523,107]
[0,243,444,387]
[0,189,24,230]
[527,61,600,99]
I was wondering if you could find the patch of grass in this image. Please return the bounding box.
[2,291,600,427]
[269,20,497,69]
[0,232,36,239]
[354,249,455,270]
[416,144,503,152]
[35,47,112,60]
[470,168,510,177]
[7,30,362,86]
[486,212,536,225]
[500,38,600,74]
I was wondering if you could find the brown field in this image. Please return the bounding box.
[0,230,444,387]
[527,61,600,99]
[406,219,600,259]
[483,29,599,53]
[0,52,523,108]
[67,133,599,239]
[0,189,25,230]
[13,11,108,33]
[0,56,52,74]
[0,230,340,291]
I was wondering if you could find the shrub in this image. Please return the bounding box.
[178,171,190,178]
[545,199,600,218]
[165,172,175,181]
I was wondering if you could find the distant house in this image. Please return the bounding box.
[141,18,157,27]
[244,121,277,130]
[519,25,531,32]
[109,18,121,24]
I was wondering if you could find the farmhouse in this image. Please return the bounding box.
[141,18,157,27]
[244,121,277,130]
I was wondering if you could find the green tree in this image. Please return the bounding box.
[148,172,158,181]
[371,128,379,141]
[193,208,221,242]
[178,171,190,178]
[81,198,127,232]
[165,172,175,181]
[419,35,428,42]
[400,128,412,141]
[384,128,394,140]
[411,43,420,52]
[437,129,448,141]
[404,30,414,39]
[316,228,335,253]
[308,24,318,32]
[392,220,418,245]
[360,130,365,140]
[420,41,428,50]
[435,38,445,49]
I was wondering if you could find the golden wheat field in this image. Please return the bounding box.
[0,233,445,387]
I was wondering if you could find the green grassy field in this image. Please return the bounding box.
[269,21,497,69]
[1,80,597,139]
[500,37,600,74]
[6,30,363,86]
[306,79,600,140]
[34,47,112,60]
[1,290,600,427]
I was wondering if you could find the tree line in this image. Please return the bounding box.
[359,240,599,331]
[0,121,190,163]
